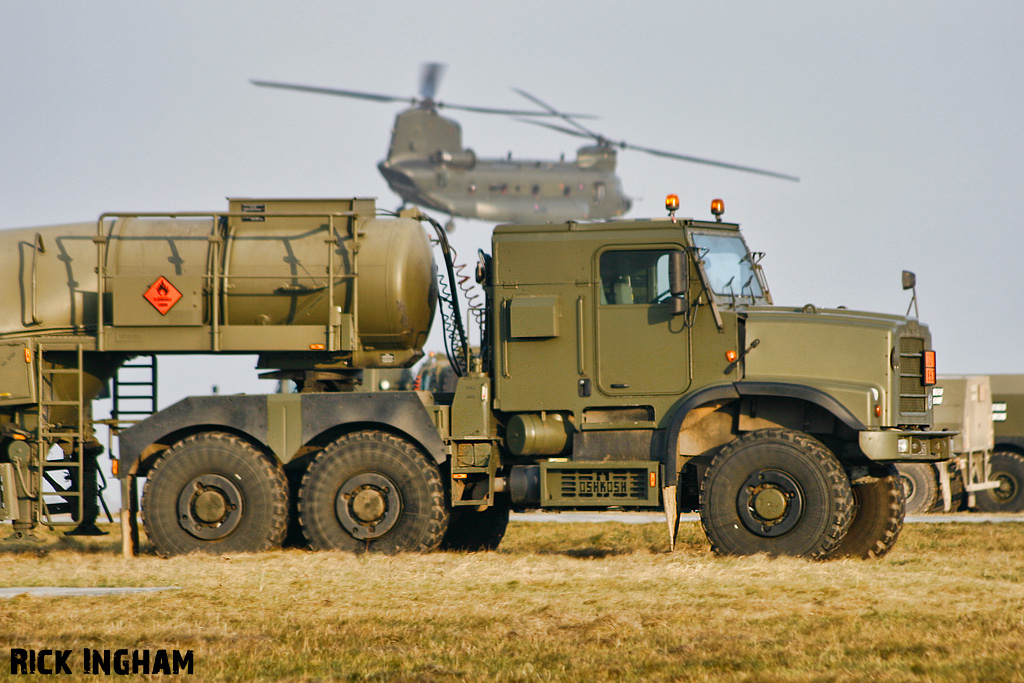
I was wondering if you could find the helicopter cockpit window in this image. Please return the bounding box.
[599,250,673,305]
[690,232,765,302]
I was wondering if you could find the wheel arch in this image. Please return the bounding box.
[664,382,868,476]
[120,395,274,478]
[299,419,443,468]
[298,393,446,465]
[133,423,276,478]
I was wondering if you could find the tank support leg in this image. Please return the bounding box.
[120,475,138,557]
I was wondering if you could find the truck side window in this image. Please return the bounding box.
[599,250,674,305]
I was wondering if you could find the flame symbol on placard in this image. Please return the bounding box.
[144,276,182,315]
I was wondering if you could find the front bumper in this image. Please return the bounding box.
[859,430,956,463]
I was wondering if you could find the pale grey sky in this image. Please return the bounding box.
[2,0,1023,413]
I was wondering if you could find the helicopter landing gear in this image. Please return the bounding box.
[445,218,456,233]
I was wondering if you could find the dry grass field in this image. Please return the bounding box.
[1,518,1022,682]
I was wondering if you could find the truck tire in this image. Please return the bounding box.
[974,451,1024,512]
[298,430,449,552]
[440,501,511,551]
[897,463,940,515]
[142,432,289,556]
[833,465,904,559]
[699,429,854,559]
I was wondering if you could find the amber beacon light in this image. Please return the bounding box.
[711,198,725,221]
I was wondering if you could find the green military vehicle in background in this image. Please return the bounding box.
[0,195,953,559]
[982,375,1024,512]
[897,376,997,514]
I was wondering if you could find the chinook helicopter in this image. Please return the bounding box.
[252,64,798,230]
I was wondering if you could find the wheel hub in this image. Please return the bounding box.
[992,472,1019,502]
[899,474,916,503]
[336,472,402,540]
[351,488,387,522]
[751,486,788,520]
[737,470,803,537]
[193,490,228,523]
[177,474,243,540]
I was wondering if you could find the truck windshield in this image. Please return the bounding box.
[690,232,765,302]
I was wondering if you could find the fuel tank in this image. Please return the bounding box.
[0,198,437,366]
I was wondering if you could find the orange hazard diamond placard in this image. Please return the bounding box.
[143,276,182,315]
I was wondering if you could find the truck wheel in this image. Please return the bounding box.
[975,451,1024,512]
[142,432,289,556]
[699,429,854,559]
[897,463,940,515]
[440,501,511,551]
[833,465,904,559]
[298,430,449,552]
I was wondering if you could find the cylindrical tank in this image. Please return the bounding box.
[0,221,101,335]
[0,200,437,356]
[222,214,436,350]
[505,413,572,456]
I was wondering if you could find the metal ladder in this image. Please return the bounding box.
[112,356,158,422]
[35,343,87,526]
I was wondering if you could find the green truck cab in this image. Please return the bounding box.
[476,203,950,558]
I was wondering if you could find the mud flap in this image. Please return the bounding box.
[663,484,679,551]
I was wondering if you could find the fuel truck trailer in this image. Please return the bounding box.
[0,196,953,559]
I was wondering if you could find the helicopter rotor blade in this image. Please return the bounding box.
[440,102,595,117]
[513,88,601,140]
[514,90,799,182]
[419,62,446,101]
[252,78,596,118]
[513,117,594,139]
[251,80,415,105]
[622,141,800,181]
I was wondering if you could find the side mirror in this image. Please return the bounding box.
[668,251,688,316]
[669,251,687,296]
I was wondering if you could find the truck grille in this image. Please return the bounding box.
[899,337,928,415]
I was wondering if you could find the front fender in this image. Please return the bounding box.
[663,381,869,476]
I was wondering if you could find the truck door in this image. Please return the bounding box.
[594,248,690,396]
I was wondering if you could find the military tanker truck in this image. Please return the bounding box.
[0,196,953,559]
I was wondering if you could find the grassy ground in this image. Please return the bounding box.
[0,519,1022,682]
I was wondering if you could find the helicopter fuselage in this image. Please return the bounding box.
[380,108,631,223]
